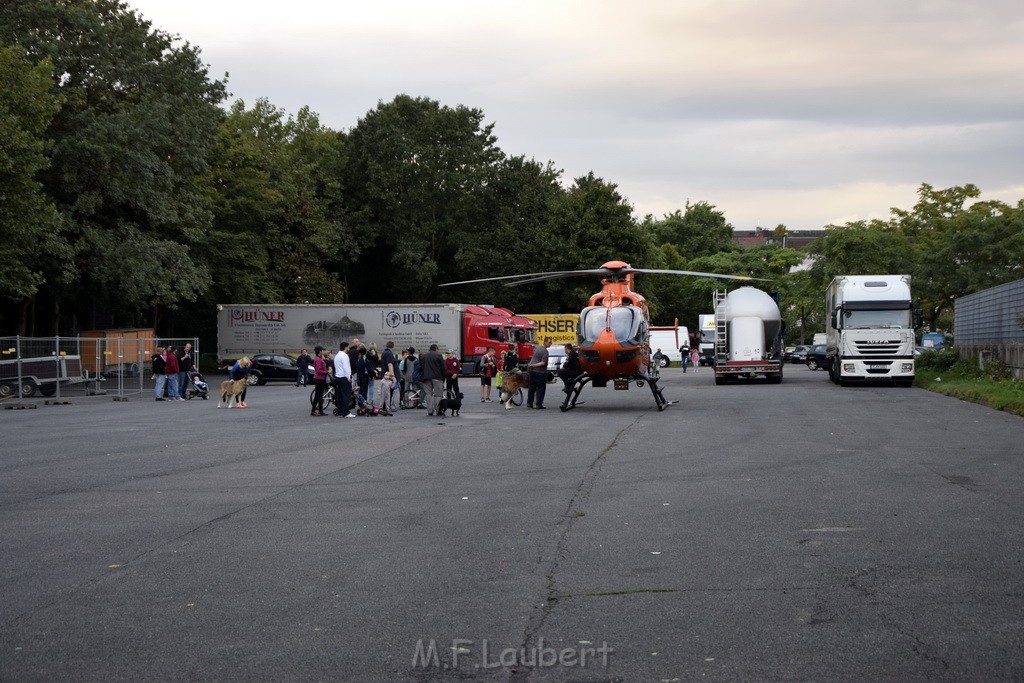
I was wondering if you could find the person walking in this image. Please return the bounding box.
[680,344,689,372]
[419,344,445,416]
[526,337,552,409]
[310,345,329,416]
[334,343,354,417]
[296,348,312,387]
[691,348,701,372]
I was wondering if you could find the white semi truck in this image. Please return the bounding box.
[697,314,716,365]
[712,288,784,384]
[825,275,918,386]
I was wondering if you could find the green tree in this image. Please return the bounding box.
[0,0,227,332]
[804,221,916,290]
[894,183,1024,329]
[199,100,348,310]
[642,201,735,258]
[0,43,62,322]
[342,95,504,302]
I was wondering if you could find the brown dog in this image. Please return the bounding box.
[498,372,530,410]
[218,378,246,408]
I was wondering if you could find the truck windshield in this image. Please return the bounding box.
[842,309,912,329]
[580,306,642,343]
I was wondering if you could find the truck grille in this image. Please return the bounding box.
[853,340,902,356]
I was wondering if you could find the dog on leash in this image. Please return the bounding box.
[436,392,464,417]
[218,378,247,408]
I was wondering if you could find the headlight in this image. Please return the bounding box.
[843,364,855,373]
[902,363,914,372]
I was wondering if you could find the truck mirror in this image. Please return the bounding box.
[830,311,838,329]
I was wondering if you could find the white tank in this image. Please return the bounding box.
[715,288,782,361]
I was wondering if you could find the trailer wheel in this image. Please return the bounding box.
[714,375,726,386]
[39,384,56,397]
[0,382,13,399]
[20,380,37,397]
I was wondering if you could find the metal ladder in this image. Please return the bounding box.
[714,290,728,365]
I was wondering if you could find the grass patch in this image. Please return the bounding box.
[915,368,1024,417]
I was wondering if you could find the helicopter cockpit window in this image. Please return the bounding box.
[580,306,643,344]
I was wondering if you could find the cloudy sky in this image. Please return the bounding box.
[127,0,1024,231]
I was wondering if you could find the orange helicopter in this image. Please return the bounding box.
[442,261,756,411]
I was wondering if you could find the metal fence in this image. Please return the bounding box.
[1,336,199,404]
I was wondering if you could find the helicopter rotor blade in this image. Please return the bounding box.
[627,268,770,282]
[440,269,616,287]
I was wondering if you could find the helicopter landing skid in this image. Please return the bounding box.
[638,372,670,411]
[559,375,592,412]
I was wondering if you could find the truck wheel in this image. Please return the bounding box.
[714,376,726,386]
[0,382,13,399]
[39,384,56,397]
[20,380,38,397]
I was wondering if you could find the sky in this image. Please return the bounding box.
[126,0,1024,231]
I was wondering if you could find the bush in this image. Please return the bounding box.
[916,347,959,371]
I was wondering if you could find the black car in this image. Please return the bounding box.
[784,345,810,363]
[246,353,310,385]
[805,345,828,371]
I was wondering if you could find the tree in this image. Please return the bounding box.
[642,201,735,258]
[0,43,62,322]
[894,184,1024,329]
[198,100,348,310]
[0,0,228,332]
[804,221,916,290]
[341,95,504,302]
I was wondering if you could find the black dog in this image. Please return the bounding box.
[436,392,464,417]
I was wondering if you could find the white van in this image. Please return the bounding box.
[649,325,690,367]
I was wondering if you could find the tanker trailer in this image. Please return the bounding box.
[712,287,784,385]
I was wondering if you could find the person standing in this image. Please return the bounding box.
[296,348,312,387]
[479,347,497,402]
[680,344,689,372]
[164,346,182,400]
[152,345,167,401]
[691,348,701,373]
[419,344,445,416]
[177,343,195,397]
[310,345,329,416]
[381,341,400,408]
[526,337,552,409]
[355,346,371,403]
[334,342,355,418]
[444,350,462,397]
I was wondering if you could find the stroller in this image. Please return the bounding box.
[184,370,209,400]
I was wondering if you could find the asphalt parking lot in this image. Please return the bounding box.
[2,366,1023,680]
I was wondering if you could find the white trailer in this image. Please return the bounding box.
[825,275,917,386]
[712,288,784,384]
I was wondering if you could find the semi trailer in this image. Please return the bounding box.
[217,303,536,375]
[712,288,784,384]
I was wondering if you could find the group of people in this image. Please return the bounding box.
[305,338,465,418]
[151,343,197,401]
[476,338,583,409]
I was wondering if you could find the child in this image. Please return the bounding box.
[379,371,396,414]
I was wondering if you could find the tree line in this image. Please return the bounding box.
[2,0,1022,344]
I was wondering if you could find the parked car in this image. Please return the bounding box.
[546,346,567,372]
[245,353,310,385]
[805,345,828,371]
[785,345,810,363]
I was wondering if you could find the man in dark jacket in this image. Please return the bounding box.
[419,344,445,416]
[177,343,195,396]
[558,343,583,394]
[152,346,167,401]
[296,349,312,387]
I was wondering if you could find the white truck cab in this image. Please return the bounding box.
[825,275,919,386]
